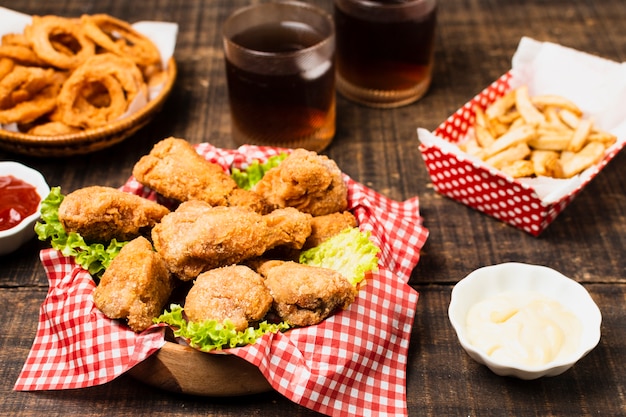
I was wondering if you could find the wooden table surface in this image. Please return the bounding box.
[1,0,625,416]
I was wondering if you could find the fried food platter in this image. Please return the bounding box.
[0,56,176,157]
[17,141,428,409]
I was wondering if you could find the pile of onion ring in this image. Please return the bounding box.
[0,14,165,135]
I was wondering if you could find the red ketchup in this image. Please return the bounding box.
[0,175,41,231]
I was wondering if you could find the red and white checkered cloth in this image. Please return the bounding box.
[15,143,429,417]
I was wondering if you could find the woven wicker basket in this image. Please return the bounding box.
[0,57,177,157]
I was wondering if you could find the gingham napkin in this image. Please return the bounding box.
[15,143,429,417]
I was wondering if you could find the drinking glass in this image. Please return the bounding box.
[222,1,336,152]
[334,0,437,108]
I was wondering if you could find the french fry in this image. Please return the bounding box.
[558,108,581,129]
[559,150,576,165]
[485,89,516,120]
[485,142,531,169]
[515,86,545,126]
[544,156,565,178]
[474,106,489,128]
[531,150,560,177]
[489,119,513,137]
[567,117,593,152]
[542,107,571,130]
[483,124,535,158]
[560,142,606,178]
[474,124,495,148]
[531,94,582,116]
[496,110,520,125]
[527,133,571,151]
[501,159,535,178]
[460,85,614,179]
[459,137,486,159]
[588,130,617,147]
[537,125,572,136]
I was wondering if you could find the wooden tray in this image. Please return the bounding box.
[0,57,177,158]
[127,341,273,397]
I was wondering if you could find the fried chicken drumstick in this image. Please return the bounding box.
[152,200,312,281]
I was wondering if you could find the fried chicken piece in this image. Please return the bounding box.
[303,211,358,250]
[151,200,312,281]
[184,265,273,332]
[132,137,272,214]
[263,211,358,261]
[254,260,357,327]
[93,236,173,332]
[252,148,348,216]
[58,185,170,242]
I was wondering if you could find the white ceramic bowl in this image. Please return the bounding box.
[448,262,602,380]
[0,162,50,256]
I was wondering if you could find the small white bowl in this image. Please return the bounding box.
[448,262,602,380]
[0,161,50,256]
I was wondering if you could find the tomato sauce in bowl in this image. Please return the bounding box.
[0,175,41,231]
[0,162,50,255]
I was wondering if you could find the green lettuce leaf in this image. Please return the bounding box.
[299,227,380,286]
[155,304,289,352]
[231,153,288,190]
[34,187,126,278]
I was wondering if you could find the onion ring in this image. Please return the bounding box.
[57,54,144,128]
[0,44,48,66]
[0,66,62,124]
[26,15,96,69]
[1,33,46,66]
[58,74,127,128]
[79,53,146,103]
[81,14,161,67]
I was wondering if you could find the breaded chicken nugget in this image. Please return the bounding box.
[93,236,173,332]
[255,260,357,327]
[132,137,272,214]
[252,148,348,216]
[184,265,273,332]
[152,200,312,281]
[58,185,170,242]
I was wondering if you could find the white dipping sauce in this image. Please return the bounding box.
[466,291,582,367]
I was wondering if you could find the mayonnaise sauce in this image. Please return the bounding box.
[466,291,582,367]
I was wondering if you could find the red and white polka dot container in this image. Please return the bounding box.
[418,71,626,236]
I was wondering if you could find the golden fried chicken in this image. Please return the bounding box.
[263,211,358,261]
[252,148,348,216]
[303,211,357,250]
[254,260,357,327]
[58,185,170,242]
[151,200,312,281]
[132,137,272,214]
[184,265,273,331]
[93,236,173,332]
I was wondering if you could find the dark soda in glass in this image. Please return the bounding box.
[224,20,335,151]
[334,0,437,108]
